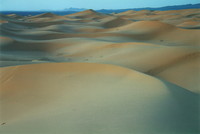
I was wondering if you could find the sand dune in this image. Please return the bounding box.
[0,36,14,45]
[1,15,199,93]
[29,12,59,18]
[108,21,176,33]
[116,9,200,26]
[105,21,200,46]
[66,9,108,20]
[0,9,200,133]
[6,14,23,19]
[177,21,200,29]
[0,62,199,134]
[100,16,133,28]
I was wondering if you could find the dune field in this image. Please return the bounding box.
[0,9,200,134]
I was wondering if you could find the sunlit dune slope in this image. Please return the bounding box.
[66,9,108,19]
[29,12,59,18]
[0,62,199,134]
[0,13,199,93]
[0,8,200,134]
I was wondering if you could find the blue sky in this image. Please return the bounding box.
[0,0,199,11]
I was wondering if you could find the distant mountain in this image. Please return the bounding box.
[97,3,200,13]
[0,3,199,16]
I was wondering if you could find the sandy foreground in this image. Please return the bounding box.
[0,9,200,134]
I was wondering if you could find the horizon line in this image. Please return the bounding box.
[0,3,199,12]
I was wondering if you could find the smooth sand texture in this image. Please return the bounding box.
[0,9,200,134]
[0,63,199,134]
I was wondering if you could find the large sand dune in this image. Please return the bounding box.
[0,63,199,134]
[0,9,199,133]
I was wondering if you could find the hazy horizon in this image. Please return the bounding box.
[0,0,199,11]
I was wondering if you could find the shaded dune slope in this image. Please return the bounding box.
[0,12,199,93]
[0,62,199,134]
[0,9,200,134]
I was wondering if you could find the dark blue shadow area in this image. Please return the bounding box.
[159,79,199,134]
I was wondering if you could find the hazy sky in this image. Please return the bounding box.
[0,0,199,11]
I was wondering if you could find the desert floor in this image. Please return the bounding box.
[0,9,200,134]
